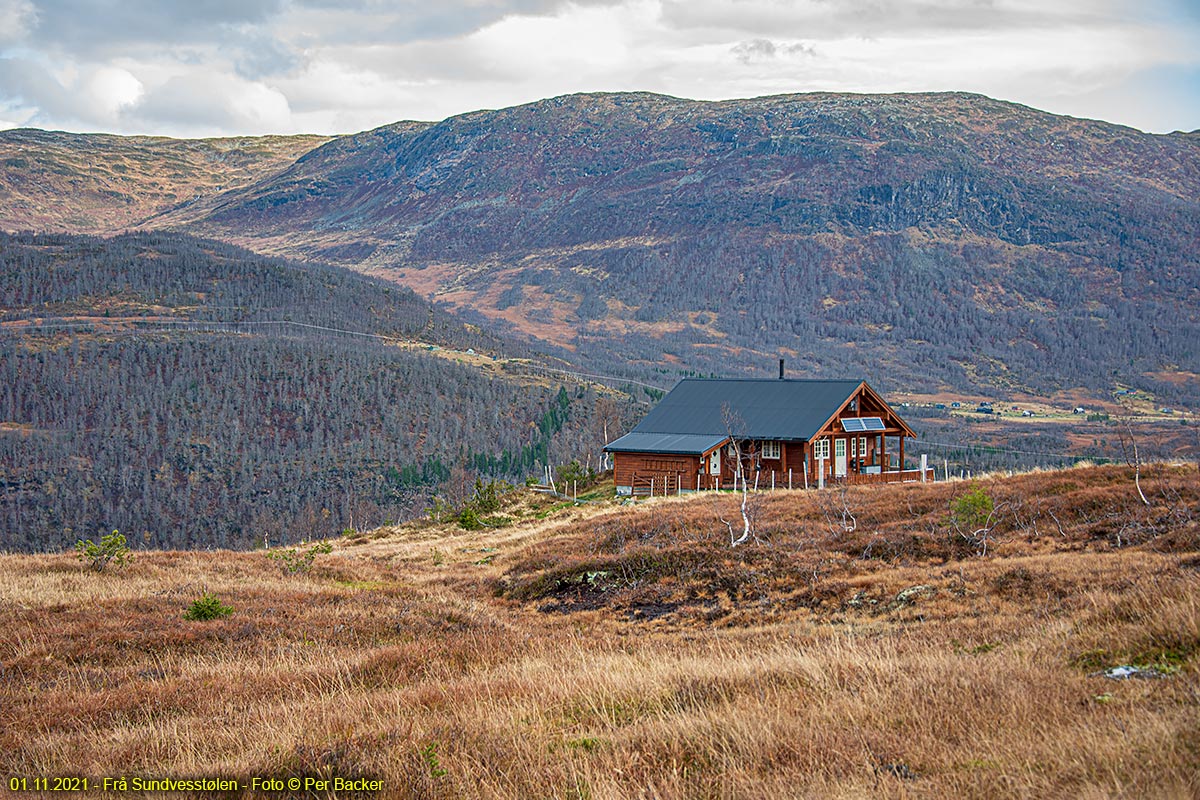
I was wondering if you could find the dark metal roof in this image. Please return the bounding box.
[603,431,729,455]
[629,378,865,442]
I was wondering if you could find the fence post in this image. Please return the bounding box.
[771,472,775,491]
[650,478,654,497]
[677,474,682,496]
[921,454,928,483]
[789,468,793,490]
[697,473,701,491]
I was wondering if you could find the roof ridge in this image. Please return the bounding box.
[678,377,863,382]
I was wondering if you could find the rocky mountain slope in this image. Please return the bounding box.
[2,92,1197,401]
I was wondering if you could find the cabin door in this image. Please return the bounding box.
[834,438,847,477]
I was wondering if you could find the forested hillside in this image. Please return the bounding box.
[0,233,630,552]
[0,230,511,351]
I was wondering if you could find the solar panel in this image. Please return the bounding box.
[841,417,885,432]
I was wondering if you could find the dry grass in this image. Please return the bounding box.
[2,465,1198,798]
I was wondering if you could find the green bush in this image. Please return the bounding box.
[468,479,506,514]
[951,485,995,532]
[438,479,513,529]
[457,507,483,531]
[421,742,447,779]
[75,530,133,572]
[428,495,453,523]
[558,460,596,488]
[267,541,333,575]
[183,592,234,621]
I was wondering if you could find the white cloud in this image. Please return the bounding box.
[0,0,37,46]
[125,72,292,136]
[81,66,143,120]
[0,0,1195,135]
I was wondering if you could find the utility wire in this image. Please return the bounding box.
[2,317,669,391]
[917,439,1111,462]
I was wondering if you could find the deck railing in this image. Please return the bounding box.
[629,467,935,495]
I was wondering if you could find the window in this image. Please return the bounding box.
[761,441,780,459]
[812,439,829,460]
[709,450,721,474]
[849,438,856,457]
[860,436,867,457]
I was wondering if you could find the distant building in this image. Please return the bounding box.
[603,374,927,495]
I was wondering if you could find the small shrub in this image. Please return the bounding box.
[267,541,334,575]
[75,530,133,572]
[458,507,483,531]
[184,592,234,621]
[468,479,508,514]
[558,460,597,488]
[421,742,447,778]
[428,495,453,524]
[951,485,995,532]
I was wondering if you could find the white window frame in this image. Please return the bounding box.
[813,439,829,460]
[761,441,781,460]
[849,438,856,457]
[860,436,867,457]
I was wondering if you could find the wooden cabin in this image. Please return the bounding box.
[604,377,929,495]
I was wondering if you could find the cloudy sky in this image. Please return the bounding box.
[1,0,1197,137]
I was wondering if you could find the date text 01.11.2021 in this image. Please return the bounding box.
[9,777,89,792]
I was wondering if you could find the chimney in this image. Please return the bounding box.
[778,358,785,380]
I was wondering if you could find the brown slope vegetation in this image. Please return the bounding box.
[0,129,329,233]
[2,465,1198,798]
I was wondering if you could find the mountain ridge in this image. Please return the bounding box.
[2,91,1197,401]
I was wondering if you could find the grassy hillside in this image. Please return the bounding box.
[0,130,328,233]
[3,465,1196,798]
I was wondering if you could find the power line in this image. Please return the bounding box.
[2,317,670,392]
[917,439,1111,462]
